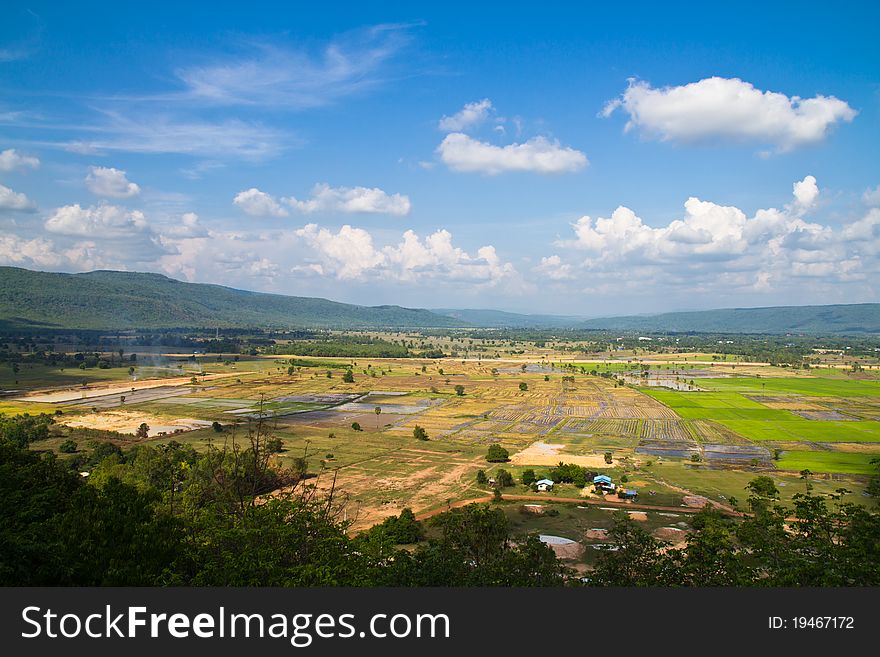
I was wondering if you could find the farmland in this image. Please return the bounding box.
[3,330,877,545]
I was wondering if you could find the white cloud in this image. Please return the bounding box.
[288,183,411,216]
[437,133,587,175]
[534,255,574,280]
[294,224,386,279]
[85,166,141,198]
[438,99,493,132]
[0,148,40,172]
[162,212,209,238]
[233,188,289,217]
[547,175,880,295]
[64,112,287,160]
[234,184,411,217]
[602,77,857,151]
[45,203,149,237]
[174,25,411,109]
[0,233,115,271]
[293,223,517,285]
[0,234,65,268]
[0,183,36,211]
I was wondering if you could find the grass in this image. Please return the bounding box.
[720,419,880,443]
[701,376,880,397]
[775,450,879,475]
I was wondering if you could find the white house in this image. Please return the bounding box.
[535,478,554,492]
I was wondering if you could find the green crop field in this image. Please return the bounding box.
[701,377,880,397]
[776,450,878,475]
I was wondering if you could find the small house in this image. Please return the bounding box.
[593,474,615,492]
[535,478,554,492]
[618,489,638,500]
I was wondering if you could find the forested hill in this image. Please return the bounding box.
[580,304,880,335]
[0,267,463,330]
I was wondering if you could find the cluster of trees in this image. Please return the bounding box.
[272,337,410,359]
[4,412,878,587]
[592,477,880,586]
[0,413,566,585]
[1,349,137,373]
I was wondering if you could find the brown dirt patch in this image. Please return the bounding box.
[63,410,212,437]
[683,495,710,508]
[510,441,610,468]
[584,528,609,540]
[653,527,689,544]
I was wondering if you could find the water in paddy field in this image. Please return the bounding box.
[621,374,698,391]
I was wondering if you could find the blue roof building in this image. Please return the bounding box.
[593,475,613,484]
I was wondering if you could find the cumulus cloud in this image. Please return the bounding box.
[791,175,819,213]
[438,99,493,132]
[0,148,40,172]
[293,223,517,284]
[233,188,289,217]
[162,212,209,238]
[44,203,149,237]
[0,233,117,271]
[437,133,587,175]
[533,255,574,280]
[602,77,857,151]
[0,183,36,211]
[547,175,879,295]
[85,166,141,198]
[234,184,411,217]
[287,183,411,216]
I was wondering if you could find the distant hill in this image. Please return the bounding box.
[0,267,463,331]
[2,266,877,334]
[580,304,880,335]
[431,308,586,328]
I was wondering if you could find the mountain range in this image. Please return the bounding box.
[1,266,878,334]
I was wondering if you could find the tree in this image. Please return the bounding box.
[486,445,509,463]
[59,439,77,453]
[454,384,465,396]
[867,458,880,503]
[135,423,150,440]
[351,422,362,431]
[211,421,223,433]
[413,425,429,441]
[476,469,488,485]
[266,437,284,453]
[374,406,382,430]
[519,382,528,391]
[604,451,613,464]
[521,469,536,486]
[342,369,355,383]
[495,469,514,488]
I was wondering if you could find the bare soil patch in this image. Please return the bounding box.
[63,410,212,437]
[510,441,610,468]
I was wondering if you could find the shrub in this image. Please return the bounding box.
[59,439,77,454]
[486,445,509,462]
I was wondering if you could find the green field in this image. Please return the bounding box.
[643,385,880,443]
[776,450,879,475]
[700,376,880,397]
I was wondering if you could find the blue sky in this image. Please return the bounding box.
[1,1,878,315]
